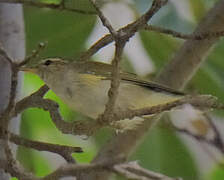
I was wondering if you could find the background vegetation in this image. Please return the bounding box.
[7,0,224,179]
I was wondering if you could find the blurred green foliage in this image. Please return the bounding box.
[14,0,224,180]
[207,164,224,180]
[139,31,180,68]
[131,124,199,180]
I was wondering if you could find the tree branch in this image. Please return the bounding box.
[143,24,224,40]
[87,1,224,180]
[89,0,117,37]
[0,0,96,15]
[0,159,38,180]
[0,130,83,163]
[156,0,224,89]
[2,0,224,179]
[19,42,46,67]
[174,113,224,154]
[114,161,182,180]
[112,95,223,121]
[79,0,168,61]
[0,3,25,180]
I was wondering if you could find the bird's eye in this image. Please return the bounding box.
[44,60,52,66]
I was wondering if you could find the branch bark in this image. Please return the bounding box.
[0,3,25,179]
[156,0,224,89]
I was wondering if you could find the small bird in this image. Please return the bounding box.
[21,58,185,129]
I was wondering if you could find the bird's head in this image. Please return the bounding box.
[20,58,68,78]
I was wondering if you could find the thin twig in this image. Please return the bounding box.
[0,45,18,121]
[0,45,18,158]
[0,158,181,180]
[14,91,101,135]
[0,0,96,15]
[0,131,83,163]
[0,45,18,119]
[0,44,13,64]
[114,161,182,180]
[98,42,125,123]
[40,158,178,180]
[204,113,224,152]
[19,42,47,66]
[112,95,223,122]
[42,156,125,180]
[0,159,38,180]
[89,0,117,37]
[175,119,224,154]
[0,44,28,180]
[78,0,168,61]
[14,84,49,116]
[143,24,224,40]
[79,34,113,61]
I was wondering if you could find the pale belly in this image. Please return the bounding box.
[49,78,182,119]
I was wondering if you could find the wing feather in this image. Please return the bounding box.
[75,61,184,96]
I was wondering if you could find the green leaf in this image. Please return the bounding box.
[206,165,224,180]
[24,5,96,60]
[189,0,206,22]
[39,0,60,4]
[191,39,224,103]
[17,147,51,177]
[139,31,180,69]
[64,0,95,11]
[131,124,199,180]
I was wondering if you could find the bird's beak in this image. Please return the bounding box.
[19,66,37,74]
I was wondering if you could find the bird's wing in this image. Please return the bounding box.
[120,73,184,96]
[77,61,184,96]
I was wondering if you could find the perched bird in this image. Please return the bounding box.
[21,58,185,129]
